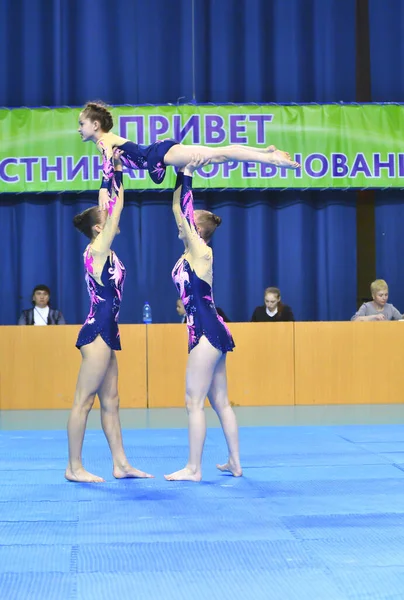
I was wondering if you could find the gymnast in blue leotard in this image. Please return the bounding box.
[164,156,242,482]
[77,102,300,199]
[65,151,153,483]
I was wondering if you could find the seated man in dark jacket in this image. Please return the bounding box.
[18,284,66,325]
[251,287,294,322]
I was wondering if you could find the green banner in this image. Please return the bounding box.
[0,104,403,192]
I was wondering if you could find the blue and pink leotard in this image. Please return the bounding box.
[76,171,126,351]
[172,172,235,354]
[99,138,179,198]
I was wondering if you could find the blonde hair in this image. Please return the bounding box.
[370,279,388,296]
[194,209,222,242]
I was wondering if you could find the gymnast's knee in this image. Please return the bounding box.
[100,395,120,414]
[185,395,205,413]
[73,393,96,413]
[210,396,230,414]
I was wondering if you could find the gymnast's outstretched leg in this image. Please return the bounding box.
[163,143,299,169]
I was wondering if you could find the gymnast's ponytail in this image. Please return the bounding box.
[194,209,222,242]
[73,207,101,239]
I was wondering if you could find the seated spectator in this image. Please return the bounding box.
[18,284,66,325]
[351,279,402,321]
[251,287,294,322]
[176,298,230,323]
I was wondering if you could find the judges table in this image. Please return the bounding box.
[0,322,403,410]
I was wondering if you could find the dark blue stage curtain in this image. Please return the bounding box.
[369,0,404,102]
[375,192,404,313]
[0,0,358,325]
[370,1,404,314]
[0,191,357,325]
[208,191,357,323]
[194,0,356,104]
[0,0,356,107]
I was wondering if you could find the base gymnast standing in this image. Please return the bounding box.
[65,152,153,483]
[165,156,242,482]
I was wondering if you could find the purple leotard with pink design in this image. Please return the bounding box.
[172,173,235,354]
[76,247,126,351]
[99,138,179,197]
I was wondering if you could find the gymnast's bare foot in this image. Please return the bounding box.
[113,464,154,479]
[65,466,105,483]
[164,466,202,482]
[266,145,300,169]
[216,458,243,477]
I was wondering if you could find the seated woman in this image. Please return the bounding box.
[251,287,294,322]
[18,284,66,325]
[351,279,403,321]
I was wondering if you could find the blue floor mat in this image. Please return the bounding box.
[1,425,404,599]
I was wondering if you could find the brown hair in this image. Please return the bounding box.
[194,209,222,242]
[82,101,113,132]
[264,287,284,315]
[73,207,101,239]
[264,287,281,299]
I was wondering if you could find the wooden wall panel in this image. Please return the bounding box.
[294,322,404,404]
[226,323,295,406]
[147,324,188,408]
[0,325,147,410]
[146,323,295,408]
[3,322,404,410]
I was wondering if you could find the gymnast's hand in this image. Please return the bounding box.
[98,190,110,211]
[184,155,211,176]
[113,148,124,170]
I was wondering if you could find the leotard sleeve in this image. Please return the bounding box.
[175,172,196,230]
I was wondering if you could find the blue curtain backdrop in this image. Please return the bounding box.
[0,0,359,325]
[375,192,404,313]
[0,191,357,325]
[369,0,404,309]
[0,0,356,107]
[369,0,404,103]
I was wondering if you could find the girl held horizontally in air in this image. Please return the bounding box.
[77,101,300,203]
